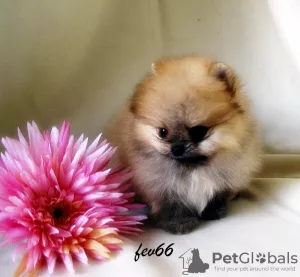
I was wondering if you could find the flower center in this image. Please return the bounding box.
[49,202,72,226]
[53,207,64,220]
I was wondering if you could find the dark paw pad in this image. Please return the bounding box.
[157,216,199,235]
[200,192,229,220]
[201,204,228,220]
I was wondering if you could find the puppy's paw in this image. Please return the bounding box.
[155,201,200,234]
[157,216,200,234]
[200,203,228,220]
[200,192,229,220]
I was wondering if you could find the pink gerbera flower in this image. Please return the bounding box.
[0,121,146,276]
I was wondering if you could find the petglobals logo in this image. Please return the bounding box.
[179,248,210,275]
[212,252,298,273]
[213,252,299,265]
[177,250,299,275]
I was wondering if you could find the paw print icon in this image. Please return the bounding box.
[256,253,266,264]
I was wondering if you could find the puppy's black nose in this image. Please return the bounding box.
[171,143,186,157]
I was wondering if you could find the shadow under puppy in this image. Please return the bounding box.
[110,55,262,234]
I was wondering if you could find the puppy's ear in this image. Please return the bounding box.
[210,62,237,96]
[151,63,157,75]
[150,60,167,75]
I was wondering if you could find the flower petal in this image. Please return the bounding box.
[47,253,57,274]
[86,134,101,155]
[61,254,75,274]
[88,228,117,239]
[82,239,110,259]
[73,247,88,264]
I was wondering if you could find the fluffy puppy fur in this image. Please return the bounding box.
[109,55,262,234]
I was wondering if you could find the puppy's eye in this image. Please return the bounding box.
[189,125,210,142]
[158,128,168,139]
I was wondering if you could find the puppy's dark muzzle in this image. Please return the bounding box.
[175,154,208,165]
[171,142,208,165]
[171,143,186,157]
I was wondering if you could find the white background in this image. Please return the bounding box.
[0,0,300,153]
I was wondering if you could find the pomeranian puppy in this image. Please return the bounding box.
[109,55,262,234]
